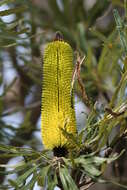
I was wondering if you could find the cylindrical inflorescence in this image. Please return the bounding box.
[41,38,76,150]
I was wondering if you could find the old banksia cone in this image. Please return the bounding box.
[41,32,76,156]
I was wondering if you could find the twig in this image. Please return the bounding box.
[79,178,94,190]
[71,54,91,108]
[105,107,125,117]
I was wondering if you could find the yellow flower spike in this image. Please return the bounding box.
[41,32,76,155]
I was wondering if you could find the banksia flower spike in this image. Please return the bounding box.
[41,32,76,156]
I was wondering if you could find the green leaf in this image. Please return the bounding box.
[20,173,38,190]
[47,172,58,190]
[0,42,17,48]
[113,9,127,54]
[59,168,69,190]
[8,179,18,189]
[0,6,27,16]
[59,166,78,190]
[14,165,37,186]
[82,164,102,177]
[38,165,51,187]
[0,0,15,6]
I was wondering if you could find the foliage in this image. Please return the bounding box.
[0,0,127,190]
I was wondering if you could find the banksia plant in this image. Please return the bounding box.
[41,32,77,156]
[1,1,127,189]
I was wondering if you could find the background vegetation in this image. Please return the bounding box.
[0,0,127,189]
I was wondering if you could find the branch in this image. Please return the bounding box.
[71,54,91,109]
